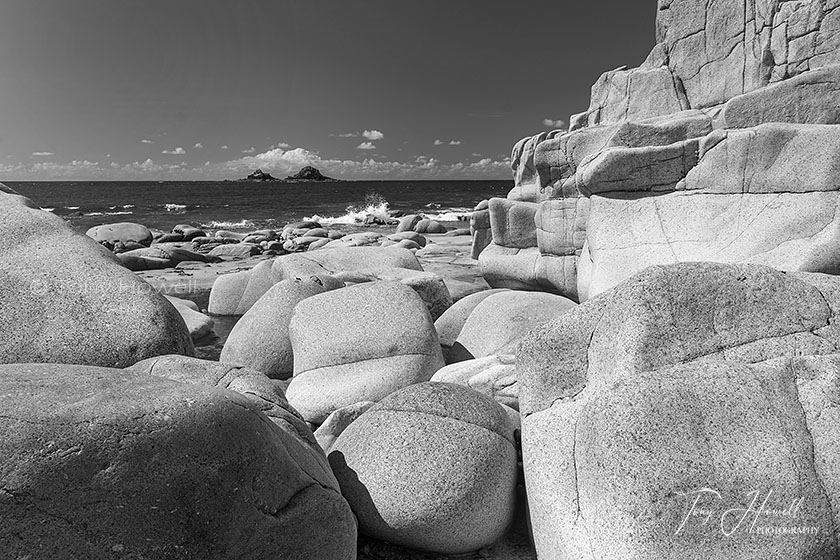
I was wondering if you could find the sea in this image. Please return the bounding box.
[6,180,512,233]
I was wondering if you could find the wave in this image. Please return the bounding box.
[426,207,473,221]
[42,208,55,212]
[83,211,134,217]
[199,219,256,230]
[164,203,187,213]
[306,192,395,225]
[66,206,80,210]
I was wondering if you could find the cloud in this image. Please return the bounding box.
[542,118,567,128]
[162,147,186,155]
[221,145,229,150]
[242,147,256,154]
[434,139,444,145]
[31,152,53,156]
[449,140,462,145]
[0,146,513,181]
[357,142,376,150]
[194,143,203,148]
[363,130,384,140]
[269,142,291,149]
[141,139,154,144]
[330,132,359,138]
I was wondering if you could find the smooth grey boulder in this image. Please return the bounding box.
[86,222,153,247]
[0,363,357,560]
[314,400,376,454]
[329,382,518,554]
[518,263,840,560]
[431,354,518,410]
[286,281,445,423]
[452,290,576,361]
[434,288,508,359]
[164,296,214,341]
[0,184,193,367]
[220,277,328,379]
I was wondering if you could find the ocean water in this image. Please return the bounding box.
[6,180,512,233]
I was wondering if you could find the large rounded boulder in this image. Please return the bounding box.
[86,222,153,248]
[0,363,357,560]
[286,281,445,423]
[452,290,577,361]
[329,382,518,554]
[0,184,193,367]
[220,277,329,378]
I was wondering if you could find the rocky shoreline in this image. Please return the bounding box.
[4,1,840,559]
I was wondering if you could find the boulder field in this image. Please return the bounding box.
[7,1,840,558]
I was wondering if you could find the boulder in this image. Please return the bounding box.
[414,219,447,234]
[488,198,539,249]
[396,214,423,233]
[0,184,193,367]
[215,230,247,241]
[431,354,518,410]
[207,242,261,258]
[329,382,518,554]
[207,259,280,316]
[388,231,427,247]
[366,267,453,321]
[470,199,492,259]
[314,401,376,454]
[517,263,840,559]
[220,277,329,379]
[164,296,214,341]
[286,281,445,423]
[434,288,509,360]
[272,246,422,280]
[0,363,356,560]
[86,222,153,248]
[117,245,216,271]
[452,290,576,361]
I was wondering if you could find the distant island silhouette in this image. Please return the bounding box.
[234,166,339,182]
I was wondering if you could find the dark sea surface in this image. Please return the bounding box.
[7,180,512,233]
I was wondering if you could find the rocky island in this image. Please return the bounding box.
[284,165,337,182]
[235,166,338,183]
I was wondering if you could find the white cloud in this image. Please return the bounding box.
[221,145,229,150]
[194,143,203,148]
[363,130,384,140]
[357,142,376,150]
[449,140,462,145]
[31,152,53,156]
[141,139,154,144]
[542,118,567,128]
[472,152,482,157]
[331,132,359,138]
[242,147,256,154]
[162,147,186,155]
[0,146,513,181]
[269,142,291,149]
[434,139,444,145]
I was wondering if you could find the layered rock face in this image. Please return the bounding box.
[479,0,840,302]
[518,263,840,559]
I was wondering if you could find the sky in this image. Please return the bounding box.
[0,1,656,181]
